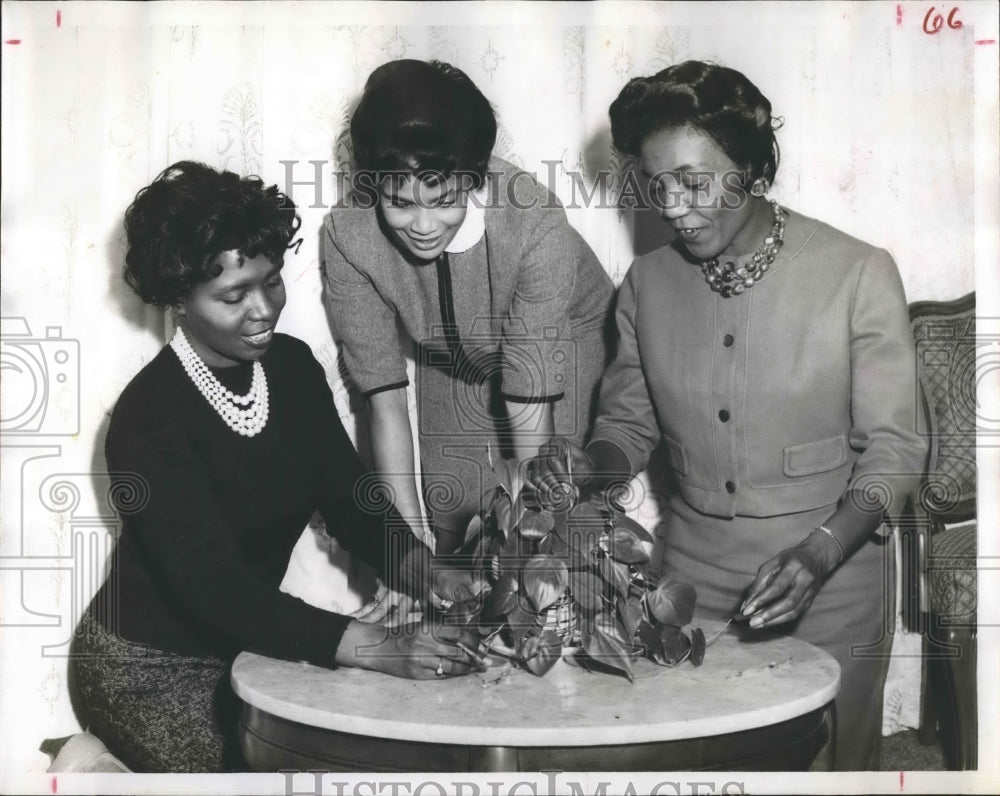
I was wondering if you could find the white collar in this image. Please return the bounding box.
[445,187,488,254]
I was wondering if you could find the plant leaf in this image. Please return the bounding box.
[521,554,569,612]
[538,529,570,559]
[498,524,526,560]
[562,524,604,559]
[493,494,513,541]
[611,513,655,543]
[659,624,692,665]
[598,553,631,600]
[441,599,481,627]
[579,611,634,682]
[568,566,604,614]
[507,604,543,647]
[482,573,520,619]
[492,457,524,503]
[636,620,663,660]
[462,514,483,548]
[560,502,606,565]
[567,500,610,536]
[541,527,591,569]
[606,526,650,564]
[689,626,706,666]
[519,628,563,677]
[552,508,570,538]
[635,559,662,583]
[518,508,555,540]
[628,574,650,602]
[617,596,645,638]
[645,578,697,627]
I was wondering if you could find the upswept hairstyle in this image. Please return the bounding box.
[350,59,498,189]
[123,161,300,309]
[609,60,781,185]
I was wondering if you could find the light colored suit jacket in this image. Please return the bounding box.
[590,209,928,520]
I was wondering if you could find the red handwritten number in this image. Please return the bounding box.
[923,7,943,32]
[923,6,964,34]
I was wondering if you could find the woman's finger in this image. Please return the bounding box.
[539,438,570,480]
[741,560,782,614]
[541,441,575,485]
[743,560,802,616]
[384,594,415,627]
[748,589,797,627]
[750,576,817,628]
[350,583,390,620]
[428,655,476,679]
[754,592,816,628]
[432,624,481,648]
[536,472,573,511]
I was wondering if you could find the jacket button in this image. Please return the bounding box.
[718,409,730,422]
[725,480,736,494]
[723,334,734,347]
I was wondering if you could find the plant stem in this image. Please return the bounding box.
[704,618,733,647]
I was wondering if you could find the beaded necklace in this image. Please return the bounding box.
[699,200,786,298]
[169,327,269,437]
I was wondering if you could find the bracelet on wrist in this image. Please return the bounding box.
[816,524,845,566]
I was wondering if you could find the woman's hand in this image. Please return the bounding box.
[351,579,415,626]
[397,546,487,612]
[429,559,488,609]
[335,618,484,679]
[524,436,595,510]
[739,532,841,628]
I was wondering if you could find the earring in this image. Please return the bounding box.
[750,178,769,197]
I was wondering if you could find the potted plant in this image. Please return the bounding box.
[446,452,709,681]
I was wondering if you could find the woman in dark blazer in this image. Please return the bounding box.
[528,61,928,770]
[323,59,614,556]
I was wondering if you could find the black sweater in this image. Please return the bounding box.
[90,333,418,667]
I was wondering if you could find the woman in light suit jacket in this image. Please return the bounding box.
[528,61,928,770]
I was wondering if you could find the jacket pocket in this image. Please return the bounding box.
[783,435,847,477]
[663,432,689,476]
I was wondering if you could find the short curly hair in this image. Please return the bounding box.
[123,161,300,308]
[609,60,781,185]
[350,59,498,190]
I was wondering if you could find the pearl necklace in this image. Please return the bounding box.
[169,327,269,437]
[699,200,786,298]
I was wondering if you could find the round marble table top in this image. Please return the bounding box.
[232,624,840,748]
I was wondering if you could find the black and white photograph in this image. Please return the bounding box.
[1,1,997,794]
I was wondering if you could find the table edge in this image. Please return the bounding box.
[231,652,841,747]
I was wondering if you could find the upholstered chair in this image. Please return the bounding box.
[901,292,977,770]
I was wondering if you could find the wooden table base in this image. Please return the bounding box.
[240,702,833,772]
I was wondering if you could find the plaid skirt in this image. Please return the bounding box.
[70,613,244,773]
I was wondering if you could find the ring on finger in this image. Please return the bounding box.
[435,660,445,677]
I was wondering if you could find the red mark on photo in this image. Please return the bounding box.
[975,39,997,45]
[50,775,58,794]
[57,10,62,27]
[899,770,904,790]
[923,6,964,34]
[896,4,903,25]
